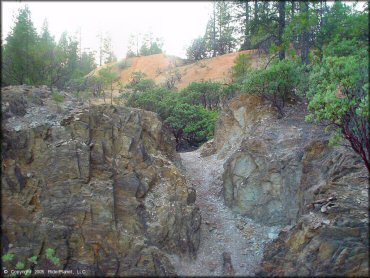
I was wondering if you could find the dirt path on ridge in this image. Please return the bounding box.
[168,148,280,276]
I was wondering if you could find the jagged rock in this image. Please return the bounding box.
[215,93,368,276]
[221,95,327,226]
[199,139,216,157]
[213,94,274,159]
[1,86,200,276]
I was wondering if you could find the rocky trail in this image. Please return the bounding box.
[168,148,280,276]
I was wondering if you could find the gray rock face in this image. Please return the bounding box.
[257,140,368,276]
[221,95,326,226]
[212,94,274,159]
[217,93,368,275]
[1,86,200,276]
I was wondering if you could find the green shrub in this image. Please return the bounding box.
[179,80,222,110]
[117,59,130,70]
[52,91,64,104]
[242,59,302,116]
[2,248,60,277]
[165,103,218,145]
[232,53,252,81]
[126,86,219,149]
[129,79,156,93]
[306,45,369,171]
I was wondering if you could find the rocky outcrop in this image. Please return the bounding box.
[211,94,274,158]
[1,86,200,276]
[221,95,326,225]
[257,141,368,276]
[216,93,368,275]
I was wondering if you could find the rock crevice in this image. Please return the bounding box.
[1,86,200,276]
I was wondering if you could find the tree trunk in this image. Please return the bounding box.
[242,1,251,49]
[252,0,258,36]
[318,0,324,62]
[291,1,299,50]
[300,2,310,65]
[278,1,286,60]
[212,2,217,57]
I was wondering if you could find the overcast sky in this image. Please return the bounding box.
[2,1,213,60]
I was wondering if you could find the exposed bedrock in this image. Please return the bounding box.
[213,93,368,275]
[1,86,200,276]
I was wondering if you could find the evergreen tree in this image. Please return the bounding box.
[37,19,56,83]
[186,37,207,61]
[79,51,97,76]
[234,0,252,50]
[203,1,236,57]
[138,32,163,56]
[215,1,236,55]
[2,6,39,85]
[103,34,117,64]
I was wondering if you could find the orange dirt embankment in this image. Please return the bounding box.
[92,49,265,91]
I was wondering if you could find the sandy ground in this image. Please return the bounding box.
[168,148,280,276]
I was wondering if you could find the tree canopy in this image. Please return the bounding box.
[2,6,98,89]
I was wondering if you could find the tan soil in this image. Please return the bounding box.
[92,50,266,91]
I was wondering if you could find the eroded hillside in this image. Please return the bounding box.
[91,50,262,90]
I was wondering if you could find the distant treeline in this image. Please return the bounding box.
[1,6,98,89]
[186,1,368,62]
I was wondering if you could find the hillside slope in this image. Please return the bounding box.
[92,50,262,90]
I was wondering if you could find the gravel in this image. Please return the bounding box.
[168,148,280,276]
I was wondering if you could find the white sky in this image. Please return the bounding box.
[1,1,213,60]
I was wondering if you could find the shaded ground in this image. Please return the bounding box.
[167,148,280,276]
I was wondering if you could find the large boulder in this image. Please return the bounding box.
[1,86,201,276]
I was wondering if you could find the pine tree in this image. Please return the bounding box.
[278,1,286,60]
[37,19,57,86]
[103,34,117,64]
[234,1,251,50]
[203,1,236,57]
[2,6,39,85]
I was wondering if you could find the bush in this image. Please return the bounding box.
[220,83,243,104]
[242,59,302,116]
[117,59,130,70]
[127,71,146,87]
[66,77,88,93]
[165,103,218,149]
[232,53,252,81]
[52,91,64,104]
[306,46,369,171]
[129,79,156,93]
[126,85,219,150]
[179,80,222,110]
[163,68,182,90]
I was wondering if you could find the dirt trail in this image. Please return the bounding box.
[168,148,280,276]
